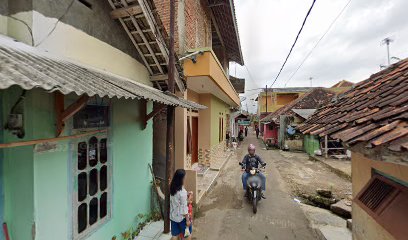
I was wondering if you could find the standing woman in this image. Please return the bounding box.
[170,169,192,239]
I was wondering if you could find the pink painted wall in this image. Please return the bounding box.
[263,123,278,145]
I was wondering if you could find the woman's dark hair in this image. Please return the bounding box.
[170,169,186,196]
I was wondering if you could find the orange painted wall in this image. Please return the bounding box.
[184,50,240,106]
[352,152,408,240]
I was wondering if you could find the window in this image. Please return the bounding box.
[219,117,224,142]
[355,174,408,239]
[74,136,110,238]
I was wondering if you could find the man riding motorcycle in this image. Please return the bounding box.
[241,144,266,197]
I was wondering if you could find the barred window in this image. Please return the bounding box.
[74,136,110,238]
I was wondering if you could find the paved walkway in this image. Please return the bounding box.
[193,129,317,239]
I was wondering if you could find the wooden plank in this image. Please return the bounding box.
[0,129,107,149]
[121,0,164,74]
[107,0,153,75]
[137,0,185,93]
[151,74,168,82]
[110,5,143,19]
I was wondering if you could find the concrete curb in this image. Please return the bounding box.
[196,152,233,207]
[310,156,351,181]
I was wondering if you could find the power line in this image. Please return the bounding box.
[269,0,317,88]
[35,0,76,47]
[284,0,353,87]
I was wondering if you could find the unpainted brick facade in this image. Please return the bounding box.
[153,0,212,55]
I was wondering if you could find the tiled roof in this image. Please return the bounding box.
[0,35,206,110]
[261,88,335,123]
[299,59,408,152]
[229,75,245,93]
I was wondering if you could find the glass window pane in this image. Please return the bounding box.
[100,166,107,191]
[100,139,107,164]
[78,203,87,233]
[88,137,98,167]
[78,173,87,202]
[89,169,98,196]
[78,142,87,170]
[89,197,98,225]
[100,192,107,218]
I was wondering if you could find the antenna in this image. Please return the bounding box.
[381,37,394,66]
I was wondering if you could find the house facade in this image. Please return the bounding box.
[257,87,312,137]
[299,59,408,240]
[0,1,202,240]
[150,0,244,201]
[261,88,335,149]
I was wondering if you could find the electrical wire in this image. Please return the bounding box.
[35,0,76,47]
[8,16,34,46]
[284,0,353,87]
[269,0,317,88]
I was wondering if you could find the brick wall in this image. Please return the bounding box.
[153,0,211,55]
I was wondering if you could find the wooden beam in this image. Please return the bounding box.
[55,92,65,137]
[209,10,225,48]
[110,5,143,19]
[0,129,107,149]
[54,93,89,137]
[61,95,89,122]
[151,74,168,82]
[146,104,166,122]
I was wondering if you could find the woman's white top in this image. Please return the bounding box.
[170,187,189,223]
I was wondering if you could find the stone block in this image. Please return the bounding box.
[331,199,352,219]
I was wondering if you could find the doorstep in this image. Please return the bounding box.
[196,149,233,204]
[134,221,171,240]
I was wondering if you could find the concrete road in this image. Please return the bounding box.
[193,131,317,240]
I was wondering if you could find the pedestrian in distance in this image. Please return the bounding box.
[170,169,192,240]
[226,130,230,148]
[245,126,248,137]
[255,125,260,139]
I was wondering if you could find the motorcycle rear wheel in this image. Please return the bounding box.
[253,198,257,214]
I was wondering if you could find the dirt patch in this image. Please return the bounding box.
[271,150,352,201]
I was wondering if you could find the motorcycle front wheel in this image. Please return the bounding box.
[253,197,257,214]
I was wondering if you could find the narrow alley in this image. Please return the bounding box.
[193,129,317,240]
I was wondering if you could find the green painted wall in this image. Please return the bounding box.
[1,86,35,240]
[1,88,153,240]
[303,134,320,156]
[210,96,229,147]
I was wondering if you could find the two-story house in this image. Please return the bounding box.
[0,1,203,239]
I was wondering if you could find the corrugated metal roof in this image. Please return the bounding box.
[292,109,316,119]
[0,35,205,110]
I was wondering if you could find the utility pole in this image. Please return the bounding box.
[265,85,268,114]
[381,37,393,66]
[309,77,313,87]
[164,0,176,233]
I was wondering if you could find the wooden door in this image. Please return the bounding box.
[192,117,199,164]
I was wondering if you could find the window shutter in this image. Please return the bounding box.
[355,175,408,239]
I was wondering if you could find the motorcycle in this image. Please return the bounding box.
[239,162,265,214]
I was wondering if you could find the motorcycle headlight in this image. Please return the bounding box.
[250,169,256,175]
[251,182,257,187]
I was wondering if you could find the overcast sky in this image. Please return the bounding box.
[232,0,408,113]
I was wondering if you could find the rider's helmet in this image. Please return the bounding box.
[248,144,256,155]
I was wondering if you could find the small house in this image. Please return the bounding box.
[261,88,335,150]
